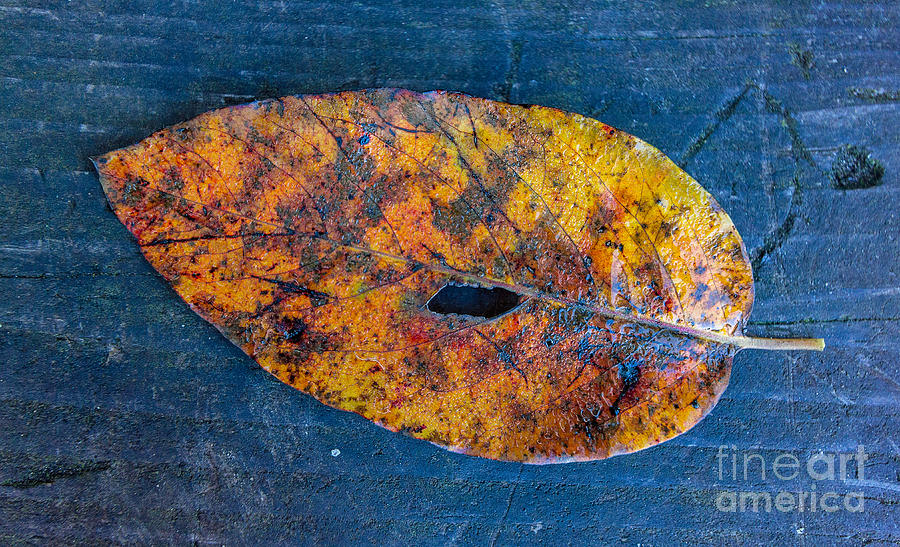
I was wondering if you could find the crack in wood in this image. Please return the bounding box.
[1,459,111,489]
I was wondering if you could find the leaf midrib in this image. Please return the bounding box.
[118,171,820,351]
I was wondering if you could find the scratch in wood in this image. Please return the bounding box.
[1,459,111,489]
[855,354,900,394]
[748,316,900,326]
[489,464,523,547]
[751,173,803,270]
[747,82,823,270]
[847,87,900,103]
[784,353,807,542]
[794,359,854,406]
[0,272,157,279]
[494,40,523,104]
[678,81,753,168]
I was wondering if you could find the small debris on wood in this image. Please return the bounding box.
[830,145,885,190]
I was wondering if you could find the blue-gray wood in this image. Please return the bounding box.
[1,1,898,544]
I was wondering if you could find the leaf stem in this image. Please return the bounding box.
[124,199,824,353]
[338,245,827,352]
[697,332,825,352]
[436,267,826,352]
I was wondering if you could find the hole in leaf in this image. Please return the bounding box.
[426,284,522,319]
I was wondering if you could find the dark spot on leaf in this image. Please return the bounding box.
[618,360,641,387]
[691,282,709,300]
[276,317,307,343]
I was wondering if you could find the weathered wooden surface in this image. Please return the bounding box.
[1,1,898,544]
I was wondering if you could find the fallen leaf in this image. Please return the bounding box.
[94,89,823,463]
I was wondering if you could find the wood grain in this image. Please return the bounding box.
[1,0,898,544]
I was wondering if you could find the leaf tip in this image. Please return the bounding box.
[89,153,111,174]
